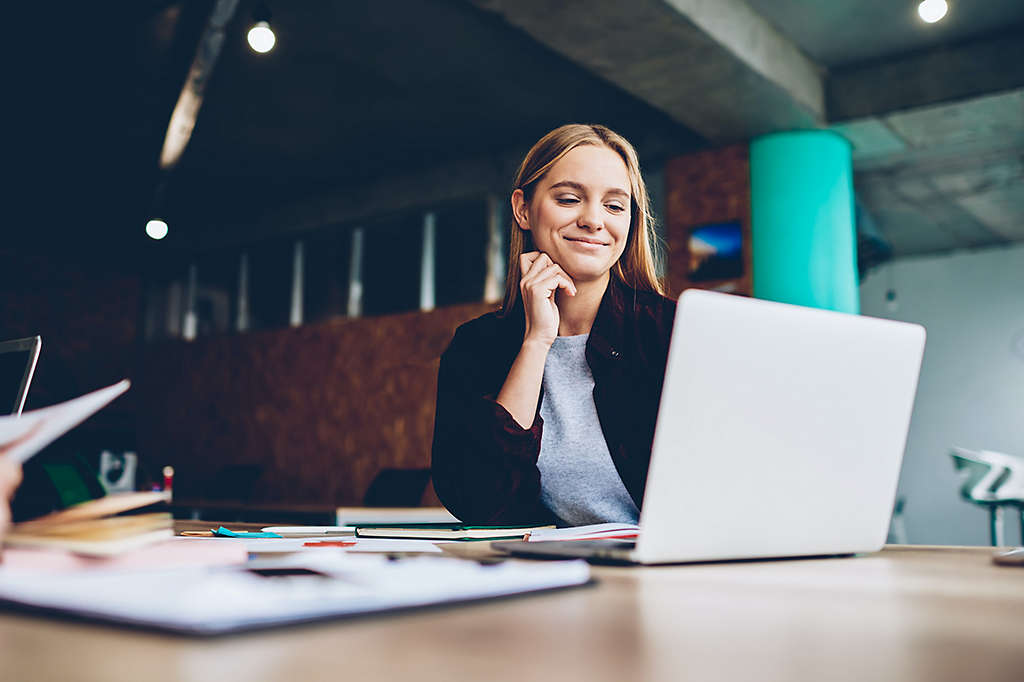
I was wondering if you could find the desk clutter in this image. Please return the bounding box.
[0,512,603,635]
[0,552,591,635]
[0,381,595,635]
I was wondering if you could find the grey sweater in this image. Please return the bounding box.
[537,334,640,526]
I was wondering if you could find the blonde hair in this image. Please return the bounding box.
[501,123,664,313]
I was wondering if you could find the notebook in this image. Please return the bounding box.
[335,507,459,526]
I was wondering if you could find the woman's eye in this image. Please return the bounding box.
[606,204,626,213]
[556,196,580,205]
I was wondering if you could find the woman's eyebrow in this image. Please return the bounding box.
[549,180,629,198]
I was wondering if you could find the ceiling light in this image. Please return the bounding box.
[146,219,169,240]
[247,21,275,53]
[918,0,948,24]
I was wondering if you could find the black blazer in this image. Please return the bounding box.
[430,278,676,524]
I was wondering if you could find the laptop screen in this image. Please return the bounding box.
[0,336,41,416]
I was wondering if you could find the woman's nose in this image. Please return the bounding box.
[577,203,604,231]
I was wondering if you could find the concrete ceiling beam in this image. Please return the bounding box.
[189,151,523,252]
[468,0,825,142]
[828,28,1024,122]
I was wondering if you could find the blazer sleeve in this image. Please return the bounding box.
[430,325,554,525]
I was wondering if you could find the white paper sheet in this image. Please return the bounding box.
[0,380,130,463]
[0,554,590,634]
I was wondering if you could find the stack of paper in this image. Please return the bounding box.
[0,553,591,634]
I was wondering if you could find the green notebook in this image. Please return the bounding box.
[354,524,554,541]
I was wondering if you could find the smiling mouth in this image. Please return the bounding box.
[564,236,610,246]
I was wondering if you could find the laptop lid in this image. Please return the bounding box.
[635,290,925,564]
[0,336,41,416]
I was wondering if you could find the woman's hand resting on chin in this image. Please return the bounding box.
[519,251,577,347]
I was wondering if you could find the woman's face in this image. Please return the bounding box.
[513,144,632,285]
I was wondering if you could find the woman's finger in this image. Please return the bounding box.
[521,260,559,292]
[526,264,577,297]
[522,257,563,285]
[519,251,544,280]
[523,261,573,291]
[533,273,576,299]
[521,252,553,282]
[0,461,20,495]
[556,274,577,297]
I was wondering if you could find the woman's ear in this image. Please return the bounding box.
[510,189,530,231]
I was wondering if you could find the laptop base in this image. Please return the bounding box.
[496,540,639,564]
[496,540,859,566]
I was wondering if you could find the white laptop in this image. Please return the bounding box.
[0,335,41,416]
[500,289,926,564]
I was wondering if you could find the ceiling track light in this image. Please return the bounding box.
[146,219,169,240]
[918,0,948,24]
[247,2,276,53]
[146,178,170,241]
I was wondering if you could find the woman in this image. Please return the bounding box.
[431,124,675,526]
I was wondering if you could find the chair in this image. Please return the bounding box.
[362,468,431,507]
[886,497,908,545]
[950,447,1024,546]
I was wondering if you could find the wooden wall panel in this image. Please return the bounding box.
[664,144,752,298]
[136,302,495,506]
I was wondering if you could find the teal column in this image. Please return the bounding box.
[750,131,859,313]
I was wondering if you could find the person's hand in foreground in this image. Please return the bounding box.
[0,458,22,544]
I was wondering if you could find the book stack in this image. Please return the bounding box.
[5,491,173,556]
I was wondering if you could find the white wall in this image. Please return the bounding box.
[860,243,1024,546]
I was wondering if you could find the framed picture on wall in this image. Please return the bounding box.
[687,221,743,282]
[677,219,750,295]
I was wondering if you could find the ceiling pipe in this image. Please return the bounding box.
[158,0,239,170]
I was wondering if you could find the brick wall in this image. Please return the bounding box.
[136,302,493,506]
[664,144,752,297]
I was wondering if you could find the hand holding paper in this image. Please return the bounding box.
[0,458,22,543]
[0,380,130,464]
[0,380,130,548]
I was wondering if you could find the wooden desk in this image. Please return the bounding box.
[0,545,1021,682]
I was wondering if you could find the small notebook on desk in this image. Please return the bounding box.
[355,524,554,541]
[335,507,459,526]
